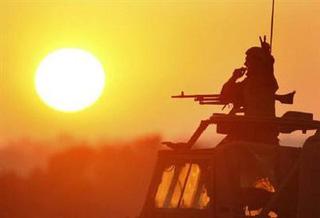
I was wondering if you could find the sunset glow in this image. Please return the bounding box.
[35,48,105,112]
[1,0,320,141]
[0,1,320,218]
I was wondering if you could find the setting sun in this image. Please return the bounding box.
[35,48,105,112]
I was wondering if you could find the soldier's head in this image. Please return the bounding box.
[244,46,274,71]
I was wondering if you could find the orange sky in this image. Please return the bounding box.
[1,0,320,145]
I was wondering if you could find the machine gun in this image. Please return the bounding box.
[172,91,296,105]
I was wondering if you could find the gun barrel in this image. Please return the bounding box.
[171,91,220,99]
[171,94,220,98]
[171,91,223,105]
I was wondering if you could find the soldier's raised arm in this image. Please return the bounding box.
[220,67,246,104]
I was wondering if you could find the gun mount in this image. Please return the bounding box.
[212,111,319,135]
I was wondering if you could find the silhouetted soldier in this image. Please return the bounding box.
[164,37,282,149]
[220,37,279,144]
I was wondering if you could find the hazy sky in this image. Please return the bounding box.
[1,0,320,145]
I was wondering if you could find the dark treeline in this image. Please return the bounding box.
[0,135,161,218]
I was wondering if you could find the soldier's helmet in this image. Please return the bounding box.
[245,46,274,68]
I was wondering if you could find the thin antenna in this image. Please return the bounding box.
[270,0,275,52]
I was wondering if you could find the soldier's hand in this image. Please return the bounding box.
[232,67,246,79]
[260,35,271,53]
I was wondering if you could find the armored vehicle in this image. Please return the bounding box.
[139,111,320,218]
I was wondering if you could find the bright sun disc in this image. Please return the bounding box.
[35,48,105,112]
